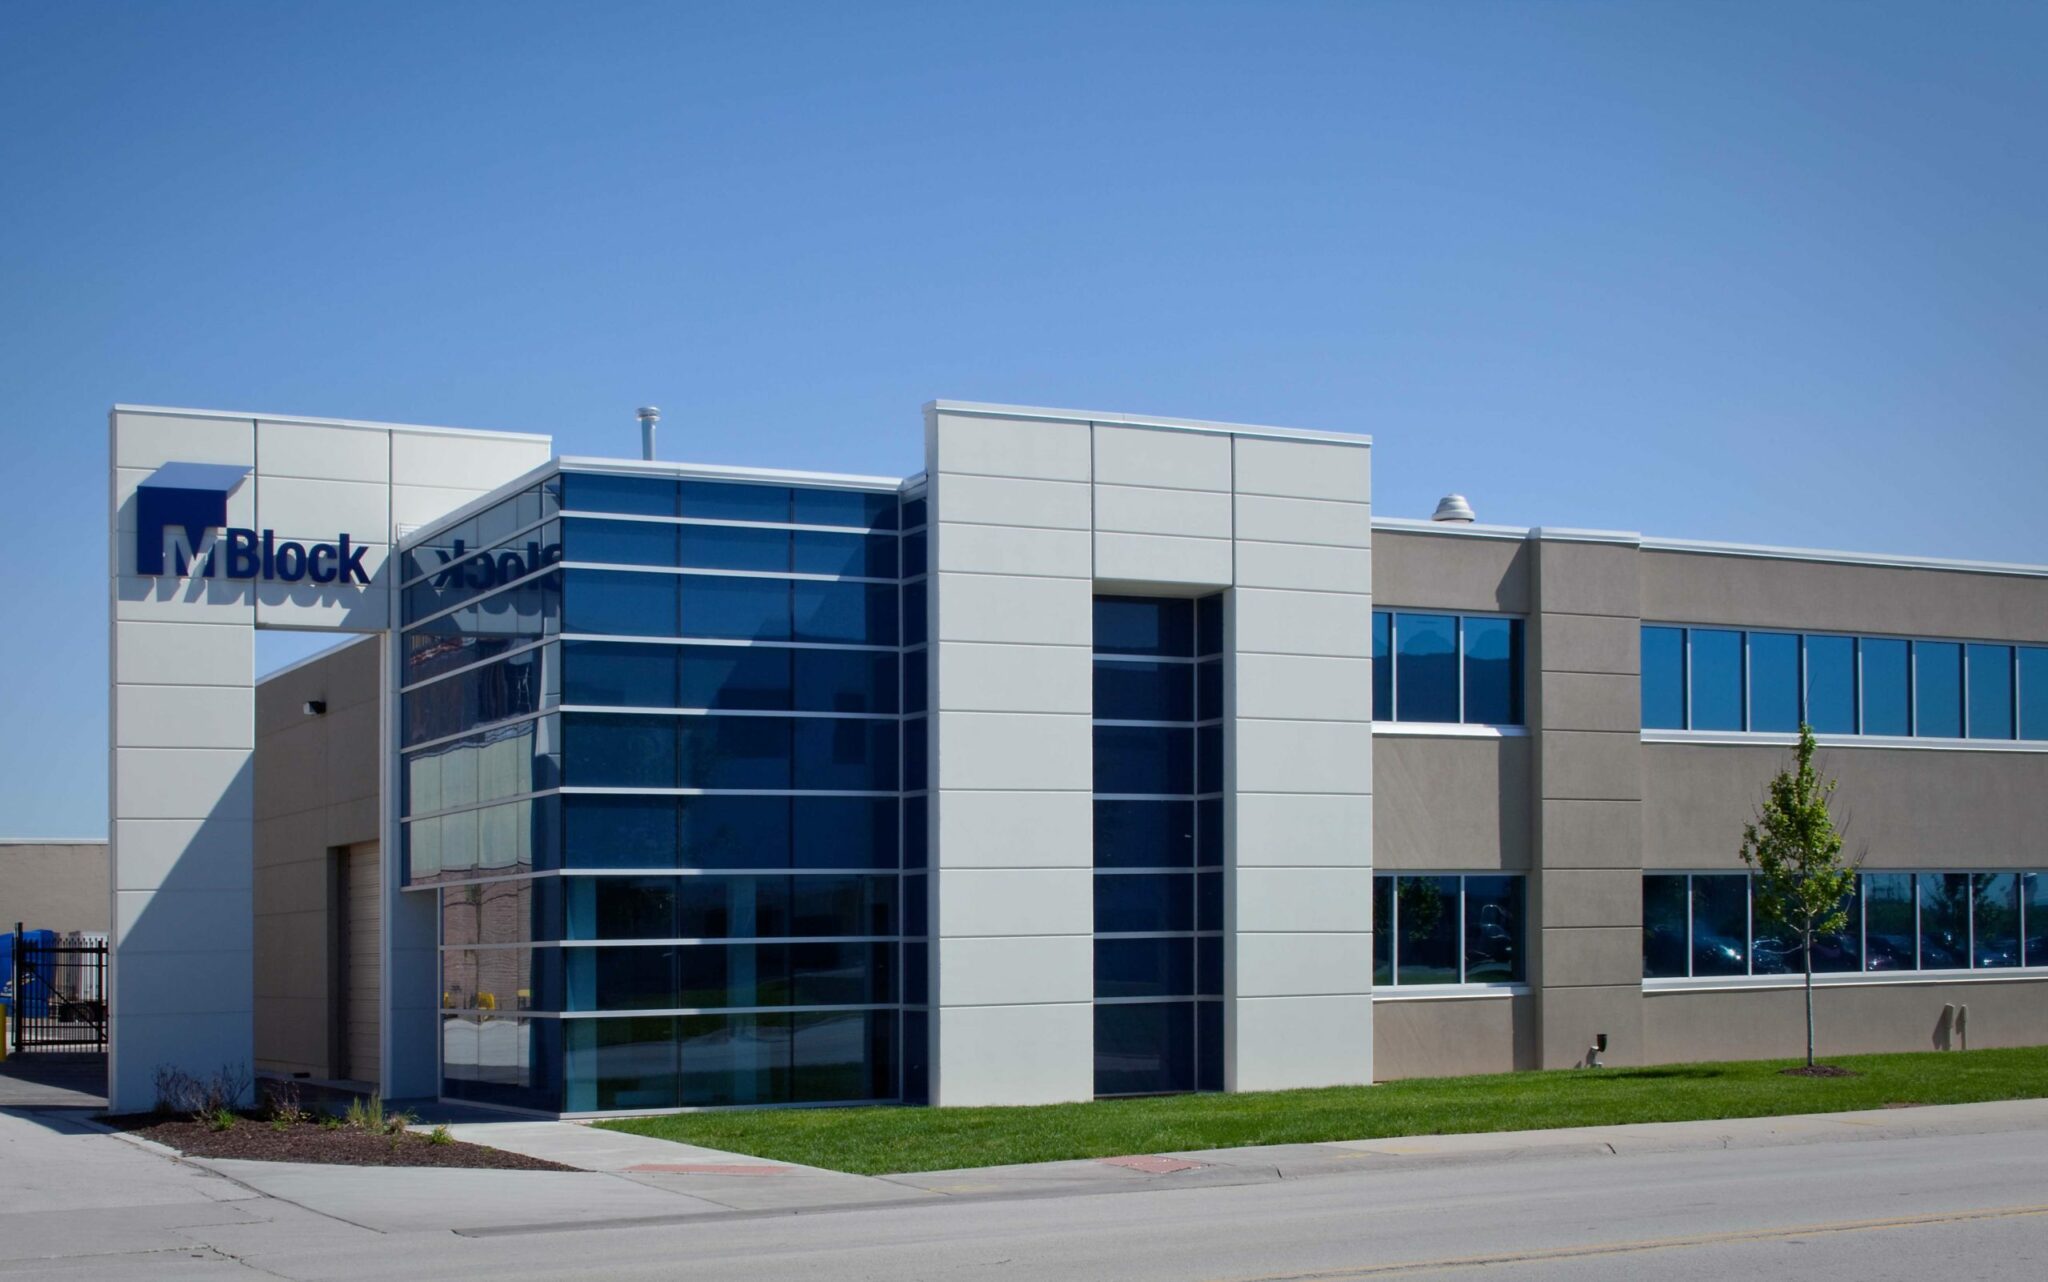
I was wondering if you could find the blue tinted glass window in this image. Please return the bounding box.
[1810,881,1862,974]
[1918,872,1970,969]
[903,653,927,714]
[1197,872,1222,931]
[792,531,894,577]
[1803,635,1857,734]
[1095,597,1193,657]
[900,496,927,530]
[1640,626,1685,729]
[561,472,677,517]
[1394,613,1459,723]
[564,641,677,707]
[1196,596,1223,657]
[566,877,676,940]
[1462,617,1524,725]
[1094,726,1194,794]
[677,1013,786,1105]
[793,797,896,869]
[792,488,897,530]
[1196,797,1222,866]
[795,718,897,792]
[1747,632,1800,732]
[402,571,559,679]
[1864,873,1916,970]
[2021,649,2048,741]
[564,795,677,869]
[1642,874,1688,977]
[1688,629,1744,731]
[1095,1002,1194,1096]
[677,717,792,789]
[1463,876,1523,981]
[794,648,897,714]
[565,570,677,637]
[1096,938,1194,999]
[2025,874,2047,967]
[902,797,927,870]
[1861,638,1910,735]
[566,518,677,567]
[1095,873,1193,933]
[901,717,927,791]
[1373,611,1393,721]
[401,649,549,746]
[565,1016,677,1112]
[679,481,789,523]
[793,581,897,645]
[900,530,926,577]
[679,795,791,869]
[1973,873,2020,969]
[680,525,788,571]
[677,644,791,710]
[902,580,926,647]
[681,575,789,640]
[677,875,790,938]
[563,714,676,788]
[1196,725,1222,793]
[788,874,896,936]
[1094,800,1194,868]
[1374,874,1393,984]
[903,941,928,1004]
[1094,660,1194,721]
[1690,875,1748,976]
[1394,875,1459,983]
[1966,644,2014,740]
[1197,659,1222,721]
[1913,641,1963,737]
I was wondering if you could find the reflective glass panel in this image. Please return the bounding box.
[1096,938,1195,999]
[1196,596,1223,657]
[1095,597,1194,657]
[1803,634,1857,734]
[1642,874,1688,978]
[681,576,789,640]
[2019,648,2048,741]
[1811,882,1862,974]
[565,946,677,1011]
[1967,644,2014,740]
[565,1016,678,1112]
[566,518,677,567]
[562,714,676,788]
[1394,613,1459,723]
[794,718,897,791]
[1462,875,1523,981]
[566,877,676,940]
[1689,875,1748,976]
[1861,638,1910,736]
[442,1015,560,1112]
[793,581,897,645]
[564,641,677,707]
[2026,873,2047,966]
[1094,725,1194,795]
[1462,617,1524,726]
[1095,874,1194,934]
[679,525,788,572]
[1689,630,1744,731]
[1748,632,1800,733]
[564,570,677,637]
[561,472,677,517]
[791,488,897,530]
[676,644,791,710]
[1919,872,1970,969]
[792,531,895,577]
[792,1010,895,1103]
[1863,873,1917,970]
[1973,873,2021,969]
[1093,800,1195,869]
[1640,625,1685,730]
[678,876,791,939]
[678,795,790,869]
[1094,660,1195,722]
[1373,874,1393,984]
[679,481,789,522]
[1094,1002,1194,1096]
[1394,875,1460,984]
[1913,641,1963,738]
[1373,611,1393,722]
[677,716,792,789]
[794,648,897,713]
[792,796,897,869]
[1750,879,1803,976]
[679,1013,789,1106]
[563,795,677,868]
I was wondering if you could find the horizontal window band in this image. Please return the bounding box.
[444,937,903,949]
[420,867,909,883]
[399,636,554,694]
[1093,931,1226,940]
[443,1004,903,1020]
[401,710,555,756]
[1642,729,2048,754]
[397,510,559,589]
[554,510,901,535]
[1372,722,1528,738]
[1092,867,1226,876]
[557,634,900,652]
[1373,984,1529,1001]
[401,559,565,630]
[556,786,901,798]
[1094,654,1202,666]
[1092,719,1225,729]
[1091,996,1224,1007]
[556,705,901,721]
[1645,968,2048,994]
[553,561,898,585]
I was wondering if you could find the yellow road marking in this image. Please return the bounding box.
[1208,1203,2048,1280]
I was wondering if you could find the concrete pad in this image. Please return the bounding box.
[445,1119,806,1172]
[0,1201,264,1265]
[193,1160,731,1233]
[620,1166,942,1212]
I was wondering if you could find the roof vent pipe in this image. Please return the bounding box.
[1431,493,1476,524]
[636,406,661,461]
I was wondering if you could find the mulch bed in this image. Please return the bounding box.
[105,1116,578,1170]
[1778,1065,1861,1078]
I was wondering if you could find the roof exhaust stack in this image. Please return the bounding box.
[1431,493,1476,524]
[636,405,661,461]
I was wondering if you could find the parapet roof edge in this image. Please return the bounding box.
[0,837,107,845]
[253,633,377,686]
[1372,516,2048,578]
[555,455,908,490]
[925,399,1370,447]
[111,404,553,444]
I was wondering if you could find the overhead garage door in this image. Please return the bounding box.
[344,842,381,1086]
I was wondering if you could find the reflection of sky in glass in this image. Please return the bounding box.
[1641,627,1685,729]
[1914,641,1963,737]
[1395,613,1459,723]
[1967,644,2013,739]
[1462,618,1523,725]
[2022,649,2048,741]
[1372,610,1391,720]
[1861,639,1910,736]
[1689,629,1744,731]
[1748,632,1800,732]
[1803,635,1857,734]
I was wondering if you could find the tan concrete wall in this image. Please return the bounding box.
[1373,996,1536,1079]
[1644,743,2048,869]
[1374,531,1531,614]
[1640,550,2048,642]
[1645,978,2048,1063]
[253,636,382,1078]
[0,843,109,934]
[1374,737,1531,870]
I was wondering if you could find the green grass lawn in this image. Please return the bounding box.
[596,1046,2048,1175]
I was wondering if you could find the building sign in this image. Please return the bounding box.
[136,461,371,584]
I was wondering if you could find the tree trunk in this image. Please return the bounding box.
[1803,923,1816,1068]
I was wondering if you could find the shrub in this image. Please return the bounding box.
[342,1095,386,1132]
[426,1125,454,1147]
[152,1063,252,1121]
[204,1106,238,1133]
[260,1079,308,1127]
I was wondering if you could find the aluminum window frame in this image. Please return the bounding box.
[1374,608,1529,728]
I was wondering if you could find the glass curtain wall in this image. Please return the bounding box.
[401,468,908,1112]
[1092,595,1224,1097]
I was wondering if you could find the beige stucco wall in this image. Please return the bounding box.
[1374,737,1531,871]
[1640,549,2048,641]
[1373,995,1535,1079]
[1645,977,2048,1063]
[1374,530,1530,615]
[0,842,109,934]
[252,636,382,1078]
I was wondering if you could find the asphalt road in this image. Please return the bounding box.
[215,1125,2047,1281]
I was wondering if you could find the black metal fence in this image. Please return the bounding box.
[7,924,108,1051]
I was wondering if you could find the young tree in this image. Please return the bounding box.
[1739,725,1858,1068]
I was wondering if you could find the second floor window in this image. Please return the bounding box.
[1372,610,1525,726]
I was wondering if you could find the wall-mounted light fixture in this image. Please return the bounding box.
[303,700,327,716]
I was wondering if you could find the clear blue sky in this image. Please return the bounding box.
[3,1,2044,837]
